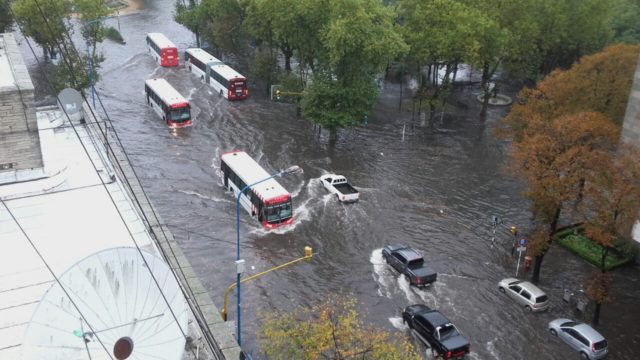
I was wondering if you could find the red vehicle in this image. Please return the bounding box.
[184,48,249,101]
[220,151,293,228]
[146,33,179,67]
[145,78,192,128]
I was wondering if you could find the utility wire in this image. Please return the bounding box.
[0,199,113,360]
[14,3,224,358]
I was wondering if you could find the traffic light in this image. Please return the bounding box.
[510,226,517,236]
[276,89,281,100]
[304,246,313,260]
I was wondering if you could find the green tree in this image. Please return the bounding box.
[74,0,110,86]
[1,0,14,33]
[260,296,420,360]
[611,0,640,44]
[12,0,71,59]
[200,0,246,56]
[400,0,487,120]
[302,0,406,133]
[174,0,207,47]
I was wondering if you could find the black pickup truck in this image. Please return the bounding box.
[403,304,470,359]
[382,244,437,287]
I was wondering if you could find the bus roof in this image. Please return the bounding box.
[185,48,224,66]
[221,151,290,201]
[145,78,188,107]
[146,33,177,49]
[210,63,245,82]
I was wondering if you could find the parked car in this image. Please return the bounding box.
[498,278,549,312]
[382,244,437,287]
[320,174,359,202]
[402,304,470,359]
[548,319,608,359]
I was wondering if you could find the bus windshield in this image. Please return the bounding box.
[170,108,190,122]
[265,201,292,223]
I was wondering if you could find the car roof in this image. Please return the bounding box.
[518,281,547,297]
[420,310,451,327]
[397,248,422,262]
[573,323,605,342]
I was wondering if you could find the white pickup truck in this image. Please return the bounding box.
[320,174,359,203]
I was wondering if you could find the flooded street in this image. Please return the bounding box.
[18,0,640,358]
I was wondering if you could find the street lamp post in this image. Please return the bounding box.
[235,165,301,347]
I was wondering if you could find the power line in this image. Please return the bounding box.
[0,199,114,360]
[11,4,221,359]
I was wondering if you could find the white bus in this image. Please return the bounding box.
[144,78,192,128]
[184,48,248,101]
[146,33,179,67]
[220,151,293,228]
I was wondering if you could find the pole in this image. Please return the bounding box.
[516,249,522,277]
[234,165,300,346]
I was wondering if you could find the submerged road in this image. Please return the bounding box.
[20,0,640,358]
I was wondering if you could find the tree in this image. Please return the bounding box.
[12,0,71,59]
[399,0,487,121]
[74,0,110,86]
[301,0,407,133]
[260,296,420,360]
[502,44,640,141]
[503,112,618,283]
[174,0,207,47]
[611,0,640,44]
[582,145,640,325]
[1,0,14,33]
[200,0,246,57]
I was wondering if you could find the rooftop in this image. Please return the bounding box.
[0,107,196,359]
[0,33,34,92]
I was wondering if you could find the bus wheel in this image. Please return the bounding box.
[219,90,223,97]
[200,76,204,82]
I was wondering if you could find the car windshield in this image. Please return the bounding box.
[535,295,548,303]
[265,201,292,223]
[170,108,190,122]
[594,340,607,350]
[561,321,578,327]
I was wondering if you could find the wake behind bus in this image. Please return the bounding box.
[145,78,192,128]
[221,151,293,228]
[184,48,248,101]
[146,33,179,67]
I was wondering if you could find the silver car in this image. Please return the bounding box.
[548,319,608,359]
[498,278,549,312]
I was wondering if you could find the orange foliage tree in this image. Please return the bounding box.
[582,145,640,325]
[506,112,618,283]
[502,44,640,141]
[498,44,639,284]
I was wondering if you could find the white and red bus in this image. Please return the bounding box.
[220,151,293,228]
[144,78,192,128]
[146,33,179,67]
[184,48,248,101]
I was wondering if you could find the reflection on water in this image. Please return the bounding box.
[17,0,640,358]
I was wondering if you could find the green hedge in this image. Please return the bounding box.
[555,230,634,271]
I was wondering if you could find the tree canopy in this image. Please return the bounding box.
[260,296,420,360]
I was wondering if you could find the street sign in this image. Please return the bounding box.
[517,246,526,252]
[519,238,527,246]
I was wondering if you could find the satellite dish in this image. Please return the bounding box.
[21,247,188,360]
[57,88,84,123]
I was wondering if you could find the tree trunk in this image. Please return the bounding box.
[282,46,293,72]
[479,63,490,121]
[593,302,601,326]
[531,254,545,284]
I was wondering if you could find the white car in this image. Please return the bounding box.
[548,319,608,359]
[498,278,549,312]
